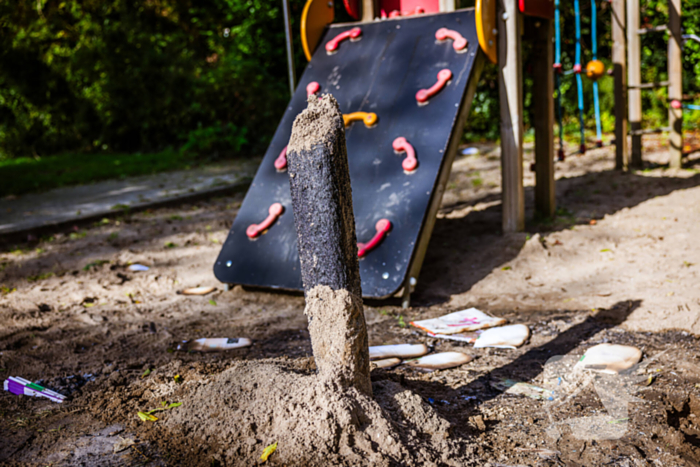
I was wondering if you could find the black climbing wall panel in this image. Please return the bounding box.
[214,9,480,298]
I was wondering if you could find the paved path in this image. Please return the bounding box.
[0,159,259,237]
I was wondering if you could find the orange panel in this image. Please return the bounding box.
[476,0,497,63]
[301,0,335,61]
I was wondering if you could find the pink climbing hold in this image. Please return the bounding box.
[274,146,288,171]
[416,69,452,104]
[325,27,362,53]
[357,219,392,258]
[435,28,468,52]
[392,137,418,172]
[247,203,284,238]
[306,82,320,97]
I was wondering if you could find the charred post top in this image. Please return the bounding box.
[287,94,361,297]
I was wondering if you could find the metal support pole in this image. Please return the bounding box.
[282,0,296,97]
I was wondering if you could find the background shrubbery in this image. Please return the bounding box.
[0,0,698,160]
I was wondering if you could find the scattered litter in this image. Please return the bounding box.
[471,414,486,431]
[574,344,642,374]
[128,264,149,272]
[427,330,481,343]
[369,343,428,360]
[260,441,278,463]
[640,374,655,386]
[492,378,554,400]
[461,147,479,155]
[411,308,507,335]
[208,299,217,306]
[174,375,183,384]
[405,352,472,370]
[4,376,65,403]
[178,286,216,296]
[141,369,151,378]
[370,357,401,369]
[514,447,560,458]
[473,324,530,349]
[137,411,158,422]
[177,338,252,352]
[137,401,182,422]
[113,437,136,453]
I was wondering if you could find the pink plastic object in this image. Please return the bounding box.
[392,137,417,172]
[416,69,452,103]
[435,28,468,51]
[326,27,362,53]
[343,0,360,19]
[247,203,284,238]
[671,99,682,109]
[358,219,392,258]
[274,146,288,171]
[388,7,425,17]
[306,82,320,97]
[573,63,582,74]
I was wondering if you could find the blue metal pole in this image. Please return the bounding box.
[591,0,603,146]
[555,0,564,160]
[574,0,586,153]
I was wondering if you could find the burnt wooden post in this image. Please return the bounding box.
[286,94,372,396]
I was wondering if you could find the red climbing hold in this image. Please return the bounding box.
[435,28,468,52]
[416,69,452,104]
[392,137,418,172]
[358,219,392,258]
[274,146,288,171]
[306,82,320,97]
[326,27,362,53]
[247,203,284,238]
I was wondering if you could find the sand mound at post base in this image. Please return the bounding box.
[117,359,476,466]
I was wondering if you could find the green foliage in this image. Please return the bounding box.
[465,0,700,142]
[0,0,698,161]
[0,149,195,196]
[0,0,307,159]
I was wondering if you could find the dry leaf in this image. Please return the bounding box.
[137,412,158,422]
[260,441,278,462]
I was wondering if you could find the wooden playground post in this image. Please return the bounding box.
[612,0,629,170]
[361,0,376,21]
[532,18,555,218]
[668,0,683,168]
[626,0,643,168]
[498,0,525,232]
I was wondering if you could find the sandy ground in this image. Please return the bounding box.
[2,135,700,466]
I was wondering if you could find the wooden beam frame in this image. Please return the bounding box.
[626,0,643,167]
[498,0,525,232]
[612,0,629,170]
[532,17,555,219]
[668,0,683,168]
[361,0,377,22]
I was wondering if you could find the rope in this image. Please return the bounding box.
[591,0,603,146]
